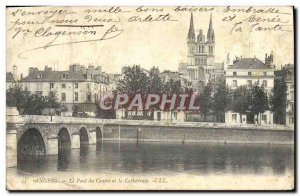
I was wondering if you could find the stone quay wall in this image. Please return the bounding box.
[102,124,294,145]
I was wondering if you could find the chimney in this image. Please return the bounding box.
[13,64,17,80]
[29,67,34,74]
[226,53,230,64]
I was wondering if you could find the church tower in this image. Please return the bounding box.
[184,12,216,90]
[206,13,215,66]
[187,13,195,65]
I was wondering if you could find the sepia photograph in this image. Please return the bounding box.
[5,4,295,191]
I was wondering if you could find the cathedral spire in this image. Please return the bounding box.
[207,13,214,43]
[188,12,195,42]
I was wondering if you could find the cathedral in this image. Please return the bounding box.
[185,13,216,90]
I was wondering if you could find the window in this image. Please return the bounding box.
[232,80,237,87]
[291,84,294,89]
[289,117,294,124]
[61,93,66,101]
[263,80,267,87]
[189,46,194,54]
[75,83,78,89]
[75,92,78,101]
[62,74,67,79]
[87,94,91,101]
[209,46,213,53]
[248,72,252,76]
[247,80,252,86]
[262,115,267,123]
[87,83,91,89]
[173,112,178,120]
[291,91,294,101]
[232,114,237,123]
[95,93,99,102]
[36,74,42,79]
[290,103,294,112]
[233,72,237,76]
[263,72,267,76]
[50,83,54,89]
[62,83,66,88]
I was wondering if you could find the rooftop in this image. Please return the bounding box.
[20,67,110,84]
[228,58,271,69]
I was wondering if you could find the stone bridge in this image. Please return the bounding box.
[18,122,104,155]
[6,107,293,168]
[7,108,111,167]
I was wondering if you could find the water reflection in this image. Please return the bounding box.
[17,142,294,176]
[96,141,102,152]
[57,148,71,171]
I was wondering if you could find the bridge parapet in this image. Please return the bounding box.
[22,115,292,131]
[22,115,104,124]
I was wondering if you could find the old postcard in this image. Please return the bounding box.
[6,6,294,190]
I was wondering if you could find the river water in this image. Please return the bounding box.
[16,141,294,176]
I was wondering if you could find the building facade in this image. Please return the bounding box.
[19,65,112,117]
[283,64,294,126]
[225,55,275,125]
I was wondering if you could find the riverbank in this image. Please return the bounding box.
[102,123,294,145]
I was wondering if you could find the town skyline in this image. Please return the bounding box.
[7,6,294,76]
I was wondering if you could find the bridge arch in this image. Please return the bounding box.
[17,128,46,157]
[57,127,71,149]
[79,127,89,144]
[96,126,103,143]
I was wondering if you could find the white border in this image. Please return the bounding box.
[0,0,299,195]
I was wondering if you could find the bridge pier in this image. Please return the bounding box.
[71,133,80,149]
[6,107,24,167]
[47,134,58,155]
[7,129,17,167]
[89,130,96,145]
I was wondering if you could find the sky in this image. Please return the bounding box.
[6,6,294,77]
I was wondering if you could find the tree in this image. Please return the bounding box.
[199,84,212,121]
[231,85,251,124]
[46,91,61,109]
[162,79,182,95]
[116,65,150,118]
[95,92,116,119]
[6,84,29,112]
[270,78,287,124]
[6,84,60,115]
[212,81,232,122]
[117,65,149,94]
[249,83,269,124]
[25,93,47,115]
